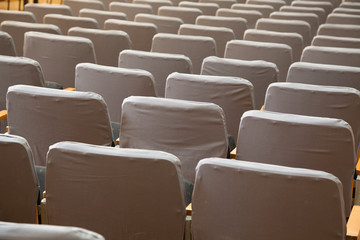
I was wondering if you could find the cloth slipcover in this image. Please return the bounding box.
[24,3,73,23]
[333,7,360,15]
[63,0,105,16]
[216,8,263,28]
[0,31,16,56]
[119,96,228,183]
[179,1,219,16]
[199,0,236,8]
[43,14,99,35]
[158,6,203,24]
[339,1,360,9]
[109,2,153,21]
[291,0,333,15]
[317,23,360,38]
[79,8,127,29]
[326,13,360,25]
[312,35,360,49]
[232,3,275,18]
[279,5,326,23]
[133,0,173,14]
[0,10,35,23]
[246,0,286,10]
[135,13,183,34]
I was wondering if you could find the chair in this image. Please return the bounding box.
[216,8,263,28]
[225,40,292,82]
[109,2,153,21]
[280,5,326,23]
[191,158,346,240]
[151,33,216,74]
[133,0,173,14]
[179,1,219,15]
[68,27,131,67]
[6,85,113,166]
[312,35,360,48]
[199,0,236,8]
[201,55,278,109]
[105,19,157,51]
[119,49,192,97]
[75,62,156,123]
[0,221,105,240]
[135,13,183,34]
[195,15,247,39]
[333,8,360,16]
[317,23,360,38]
[326,13,360,25]
[0,31,16,56]
[119,96,228,183]
[165,72,255,142]
[46,141,185,240]
[43,14,99,35]
[23,31,96,88]
[246,0,286,10]
[0,10,36,23]
[63,0,105,16]
[79,8,127,29]
[236,110,355,217]
[244,29,303,61]
[178,24,235,57]
[0,21,61,56]
[232,3,275,17]
[339,1,360,9]
[24,3,73,23]
[291,0,334,15]
[0,134,39,224]
[158,6,203,24]
[301,46,360,68]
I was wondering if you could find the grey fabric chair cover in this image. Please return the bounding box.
[109,2,153,21]
[135,13,183,34]
[236,110,355,216]
[119,49,192,97]
[23,31,96,88]
[244,29,303,61]
[291,0,334,15]
[339,1,360,9]
[201,56,278,109]
[134,0,173,14]
[216,8,263,28]
[317,23,360,38]
[104,19,157,51]
[301,45,360,68]
[299,0,340,7]
[0,134,39,223]
[43,14,99,35]
[151,33,216,74]
[79,8,127,29]
[0,21,61,56]
[0,10,36,23]
[246,0,286,10]
[46,141,185,240]
[0,31,16,56]
[63,0,105,16]
[191,158,346,240]
[75,62,156,122]
[326,13,360,25]
[68,27,130,67]
[179,24,235,57]
[232,3,275,17]
[119,96,228,183]
[158,6,203,24]
[312,35,360,48]
[196,15,247,39]
[165,72,254,142]
[280,5,326,23]
[225,39,292,82]
[199,0,236,8]
[179,1,219,15]
[333,7,360,15]
[6,85,113,166]
[255,18,311,46]
[24,3,73,23]
[0,221,105,240]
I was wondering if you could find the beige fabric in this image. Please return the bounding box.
[0,31,16,56]
[46,142,185,240]
[232,3,275,17]
[158,6,203,24]
[119,49,192,97]
[301,45,360,68]
[0,20,61,56]
[192,158,346,240]
[0,134,39,224]
[135,13,183,34]
[24,3,73,23]
[339,1,360,9]
[225,39,292,82]
[179,24,235,57]
[312,35,360,48]
[201,56,278,109]
[133,0,173,14]
[216,8,263,28]
[0,221,105,240]
[299,0,340,8]
[333,8,360,15]
[326,13,360,25]
[43,14,99,34]
[291,0,334,15]
[179,1,219,15]
[151,33,216,74]
[119,96,228,183]
[0,10,35,23]
[165,72,254,142]
[280,5,326,23]
[237,110,354,217]
[196,15,247,39]
[104,19,157,51]
[23,31,96,88]
[317,23,360,38]
[68,27,130,67]
[244,29,303,61]
[199,0,236,8]
[109,2,153,21]
[63,0,105,16]
[6,85,113,166]
[79,8,127,29]
[246,0,286,10]
[75,62,156,122]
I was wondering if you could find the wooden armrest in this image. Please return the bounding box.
[260,105,264,110]
[186,203,192,216]
[357,150,360,176]
[116,138,119,145]
[230,148,236,159]
[347,205,360,240]
[0,110,7,121]
[64,87,76,91]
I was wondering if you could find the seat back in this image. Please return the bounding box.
[326,13,360,25]
[333,7,360,15]
[192,158,346,240]
[317,23,360,38]
[165,72,254,142]
[43,14,99,35]
[158,6,203,24]
[232,3,275,18]
[279,5,326,23]
[236,110,355,216]
[109,2,153,21]
[0,134,39,223]
[63,0,105,16]
[6,85,113,166]
[199,0,236,8]
[0,31,16,56]
[119,96,228,183]
[216,8,263,28]
[79,8,127,29]
[312,35,360,49]
[134,0,173,14]
[24,3,73,23]
[0,10,36,23]
[246,0,286,10]
[179,1,219,15]
[291,0,333,15]
[201,56,278,109]
[46,142,185,240]
[75,62,156,122]
[135,13,183,34]
[339,1,360,9]
[23,31,96,88]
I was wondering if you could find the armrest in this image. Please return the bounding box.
[230,148,236,159]
[0,110,7,121]
[347,205,360,240]
[64,88,76,91]
[186,203,192,216]
[357,151,359,176]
